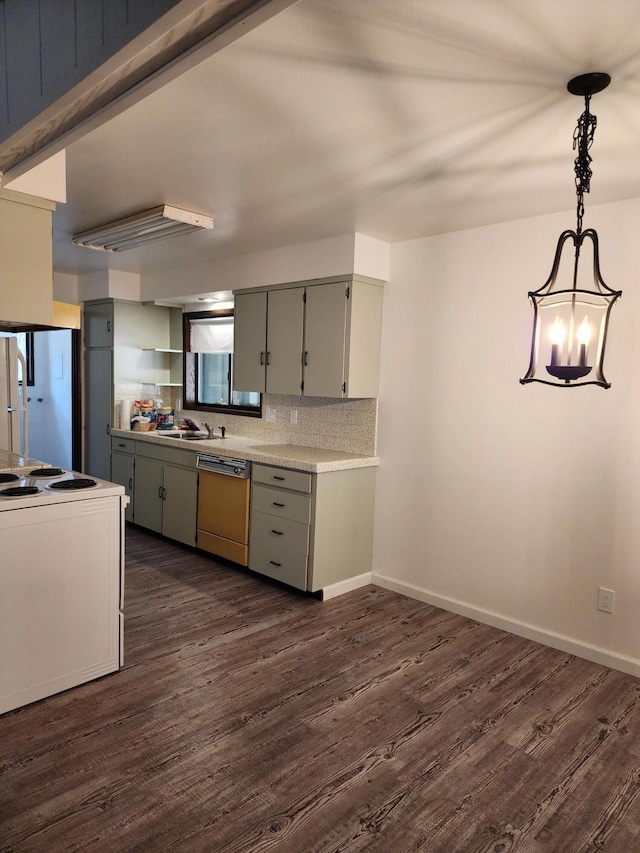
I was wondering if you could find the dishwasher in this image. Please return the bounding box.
[196,453,251,565]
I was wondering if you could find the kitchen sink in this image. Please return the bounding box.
[166,433,220,440]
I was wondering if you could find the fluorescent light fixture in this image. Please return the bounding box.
[72,205,214,252]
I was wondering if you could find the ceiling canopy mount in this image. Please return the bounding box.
[567,72,611,97]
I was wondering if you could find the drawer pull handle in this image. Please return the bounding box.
[269,560,282,567]
[117,443,126,448]
[271,529,283,535]
[272,475,285,481]
[273,502,285,507]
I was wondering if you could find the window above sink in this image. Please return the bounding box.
[183,310,261,418]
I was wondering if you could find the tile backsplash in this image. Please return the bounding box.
[114,386,378,456]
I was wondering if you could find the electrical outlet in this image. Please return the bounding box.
[266,407,276,423]
[290,408,298,425]
[598,587,615,613]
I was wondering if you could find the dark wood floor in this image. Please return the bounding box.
[2,526,640,852]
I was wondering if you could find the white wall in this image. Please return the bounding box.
[140,233,390,299]
[78,269,140,302]
[373,197,640,676]
[68,207,640,673]
[53,271,79,304]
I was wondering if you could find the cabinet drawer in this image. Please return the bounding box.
[250,510,309,556]
[252,464,312,494]
[251,483,311,524]
[135,441,196,469]
[249,538,307,591]
[111,437,135,454]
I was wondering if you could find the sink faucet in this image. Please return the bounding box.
[203,422,214,437]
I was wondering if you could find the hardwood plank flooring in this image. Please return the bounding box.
[2,525,640,852]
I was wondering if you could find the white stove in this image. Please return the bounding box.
[0,466,125,510]
[0,458,128,715]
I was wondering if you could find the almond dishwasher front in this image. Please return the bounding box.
[196,453,251,565]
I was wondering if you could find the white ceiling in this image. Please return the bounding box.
[51,0,640,282]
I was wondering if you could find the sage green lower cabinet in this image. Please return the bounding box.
[249,462,376,593]
[110,437,135,522]
[133,443,198,546]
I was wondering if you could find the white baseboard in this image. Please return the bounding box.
[321,572,372,600]
[372,572,640,679]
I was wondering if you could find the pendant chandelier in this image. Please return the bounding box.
[521,72,621,388]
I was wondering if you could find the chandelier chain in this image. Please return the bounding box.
[573,94,597,234]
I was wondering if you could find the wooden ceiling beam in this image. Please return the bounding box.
[0,0,293,180]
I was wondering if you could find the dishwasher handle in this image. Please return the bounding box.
[196,453,251,478]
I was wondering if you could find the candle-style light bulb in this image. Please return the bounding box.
[549,316,565,366]
[576,316,591,345]
[576,316,591,366]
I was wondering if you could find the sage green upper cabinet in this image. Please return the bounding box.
[303,282,348,398]
[84,301,114,348]
[234,292,267,393]
[337,279,384,399]
[233,276,384,399]
[267,288,305,395]
[234,288,304,395]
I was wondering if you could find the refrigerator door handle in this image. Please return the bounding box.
[15,347,28,456]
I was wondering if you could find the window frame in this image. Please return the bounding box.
[182,310,261,417]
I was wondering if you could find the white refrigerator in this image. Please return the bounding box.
[0,336,28,455]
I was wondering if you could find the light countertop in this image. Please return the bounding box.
[0,450,51,473]
[110,429,378,473]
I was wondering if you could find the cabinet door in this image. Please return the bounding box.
[133,456,163,534]
[84,302,114,348]
[343,282,384,398]
[303,282,348,398]
[111,452,134,522]
[266,288,304,395]
[84,347,113,480]
[233,292,267,392]
[162,465,198,546]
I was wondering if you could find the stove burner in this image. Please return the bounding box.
[28,467,64,477]
[48,478,98,491]
[0,473,20,484]
[1,485,41,497]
